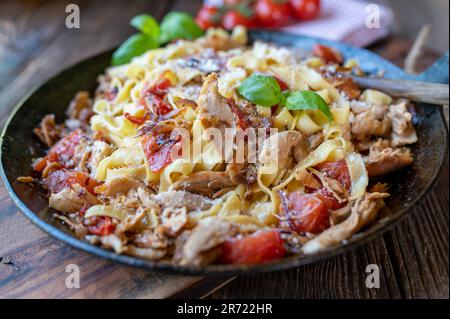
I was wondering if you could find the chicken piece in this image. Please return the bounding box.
[115,208,147,236]
[99,234,125,254]
[388,100,418,147]
[87,141,113,177]
[34,114,62,147]
[319,68,361,100]
[94,176,143,197]
[351,104,391,141]
[125,245,166,260]
[134,230,169,249]
[49,183,100,213]
[49,189,85,213]
[198,73,235,158]
[259,131,307,169]
[226,163,257,185]
[180,217,238,266]
[302,191,389,254]
[65,91,94,130]
[171,171,237,198]
[152,190,214,211]
[198,73,235,128]
[161,206,187,236]
[365,144,413,177]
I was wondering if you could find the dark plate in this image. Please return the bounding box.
[1,31,448,275]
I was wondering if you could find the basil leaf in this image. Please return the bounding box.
[159,12,203,44]
[285,91,333,122]
[237,74,283,107]
[112,33,158,66]
[131,14,160,39]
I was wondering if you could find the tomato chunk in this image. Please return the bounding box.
[85,216,115,236]
[140,79,173,116]
[313,44,343,64]
[279,191,330,234]
[141,133,180,173]
[314,160,351,190]
[44,170,100,195]
[220,230,286,264]
[124,112,147,126]
[44,129,85,169]
[315,187,347,210]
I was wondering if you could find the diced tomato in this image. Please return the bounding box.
[44,170,100,195]
[196,5,220,30]
[315,187,347,210]
[279,191,330,234]
[313,44,343,64]
[124,112,147,126]
[45,129,85,169]
[228,98,252,130]
[33,157,48,173]
[274,76,289,91]
[289,0,321,20]
[255,0,292,27]
[86,216,115,236]
[141,133,180,173]
[220,230,286,264]
[140,79,173,116]
[314,160,351,190]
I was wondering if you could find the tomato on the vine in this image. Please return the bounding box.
[255,0,292,27]
[222,10,254,29]
[195,5,220,29]
[289,0,321,20]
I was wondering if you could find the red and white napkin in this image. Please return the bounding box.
[280,0,393,47]
[204,0,394,47]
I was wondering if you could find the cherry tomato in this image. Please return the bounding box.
[314,160,351,190]
[220,230,286,264]
[255,0,292,27]
[44,170,100,195]
[280,191,330,234]
[222,10,253,30]
[196,5,220,29]
[289,0,321,20]
[86,216,115,236]
[313,44,343,64]
[224,0,243,5]
[45,129,86,169]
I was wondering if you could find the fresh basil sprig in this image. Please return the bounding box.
[112,12,203,66]
[284,91,333,122]
[159,12,204,44]
[237,74,285,107]
[237,74,333,122]
[131,14,160,39]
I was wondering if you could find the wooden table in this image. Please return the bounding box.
[0,0,448,299]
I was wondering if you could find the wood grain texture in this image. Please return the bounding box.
[0,0,448,299]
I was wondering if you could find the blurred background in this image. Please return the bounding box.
[1,0,447,126]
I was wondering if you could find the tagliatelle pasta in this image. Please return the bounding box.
[28,26,418,266]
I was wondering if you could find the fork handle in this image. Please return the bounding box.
[351,76,449,105]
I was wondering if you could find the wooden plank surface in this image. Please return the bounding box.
[0,0,448,299]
